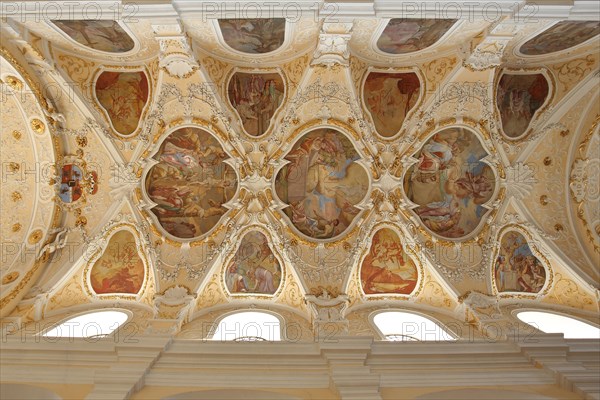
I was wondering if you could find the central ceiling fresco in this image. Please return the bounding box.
[145,127,238,239]
[275,128,369,240]
[0,2,598,342]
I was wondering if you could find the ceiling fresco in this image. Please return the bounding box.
[224,231,282,295]
[519,21,600,56]
[274,128,369,240]
[363,71,421,137]
[496,73,549,139]
[218,18,286,54]
[89,230,145,295]
[0,2,598,341]
[51,20,135,53]
[227,72,285,136]
[360,228,419,295]
[95,70,150,136]
[403,127,496,239]
[376,19,457,54]
[493,230,547,294]
[144,127,238,239]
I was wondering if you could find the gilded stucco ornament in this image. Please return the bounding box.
[2,272,20,285]
[312,21,353,67]
[569,118,600,252]
[503,162,537,200]
[4,75,23,90]
[153,24,200,79]
[3,13,598,338]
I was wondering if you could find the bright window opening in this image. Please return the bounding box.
[43,310,129,338]
[373,311,456,341]
[212,311,281,341]
[516,311,600,339]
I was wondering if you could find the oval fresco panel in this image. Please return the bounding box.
[376,19,457,54]
[225,231,282,295]
[145,127,238,239]
[90,230,144,295]
[274,128,369,240]
[228,72,284,136]
[360,228,418,295]
[218,18,285,54]
[496,73,549,138]
[403,128,495,239]
[520,21,600,56]
[494,231,546,294]
[363,72,420,137]
[52,20,135,53]
[95,71,149,136]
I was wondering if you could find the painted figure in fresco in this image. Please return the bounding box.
[52,20,135,53]
[497,74,549,138]
[225,232,281,295]
[90,231,144,295]
[95,71,149,136]
[228,73,284,136]
[218,18,286,54]
[520,21,600,55]
[145,127,238,239]
[360,229,418,295]
[363,72,421,137]
[405,128,495,239]
[494,231,546,293]
[275,129,369,239]
[376,19,457,54]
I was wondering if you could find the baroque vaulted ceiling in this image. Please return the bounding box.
[0,0,599,339]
